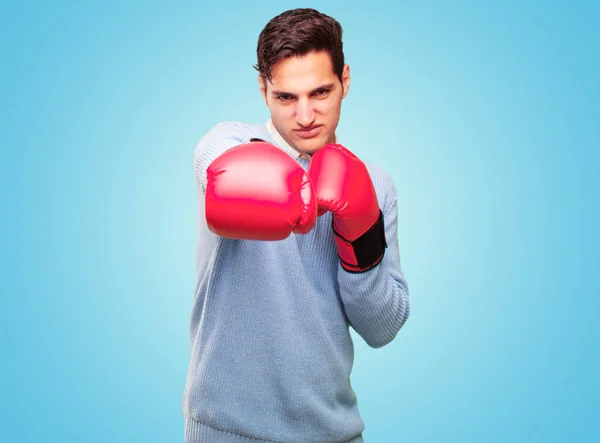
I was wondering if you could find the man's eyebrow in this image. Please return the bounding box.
[310,83,335,93]
[271,89,296,97]
[271,83,336,96]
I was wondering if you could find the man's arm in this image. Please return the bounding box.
[336,178,410,348]
[308,145,410,348]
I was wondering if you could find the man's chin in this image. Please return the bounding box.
[293,136,332,155]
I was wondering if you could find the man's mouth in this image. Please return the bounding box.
[294,125,322,139]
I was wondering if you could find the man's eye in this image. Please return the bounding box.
[277,95,292,101]
[315,89,329,97]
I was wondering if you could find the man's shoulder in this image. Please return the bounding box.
[194,121,273,160]
[363,160,398,210]
[364,160,395,189]
[203,121,270,140]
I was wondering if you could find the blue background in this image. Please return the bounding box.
[1,1,598,442]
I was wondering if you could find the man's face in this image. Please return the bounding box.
[259,51,350,155]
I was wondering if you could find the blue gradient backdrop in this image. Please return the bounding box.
[1,1,598,442]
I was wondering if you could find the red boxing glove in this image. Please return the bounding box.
[206,141,317,240]
[308,144,387,272]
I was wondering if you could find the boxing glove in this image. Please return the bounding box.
[308,144,387,272]
[206,141,317,240]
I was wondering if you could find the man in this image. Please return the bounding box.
[182,8,410,443]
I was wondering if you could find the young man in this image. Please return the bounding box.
[182,8,410,443]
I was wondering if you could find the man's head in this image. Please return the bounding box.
[255,9,350,154]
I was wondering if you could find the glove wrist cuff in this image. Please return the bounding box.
[333,210,387,273]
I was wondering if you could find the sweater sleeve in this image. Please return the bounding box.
[194,122,256,194]
[337,171,410,348]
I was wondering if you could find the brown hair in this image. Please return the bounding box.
[254,8,345,85]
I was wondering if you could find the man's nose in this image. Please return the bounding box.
[295,100,316,127]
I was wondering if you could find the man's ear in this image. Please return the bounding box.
[341,64,351,99]
[258,75,268,105]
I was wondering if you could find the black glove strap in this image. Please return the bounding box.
[333,210,387,273]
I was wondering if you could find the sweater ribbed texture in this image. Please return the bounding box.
[183,122,410,443]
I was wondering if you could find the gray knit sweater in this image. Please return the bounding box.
[182,121,410,442]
